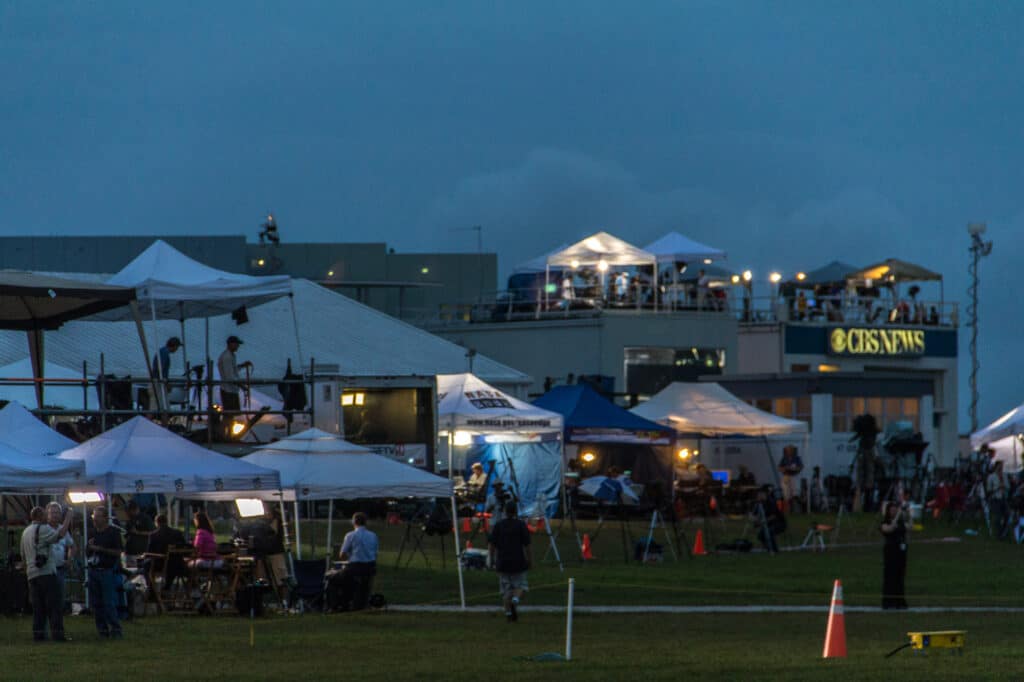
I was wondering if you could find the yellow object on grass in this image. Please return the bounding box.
[907,631,966,655]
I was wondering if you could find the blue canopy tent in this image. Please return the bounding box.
[533,385,676,500]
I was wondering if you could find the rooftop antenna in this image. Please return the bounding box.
[967,222,992,433]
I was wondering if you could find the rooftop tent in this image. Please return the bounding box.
[798,261,860,286]
[0,401,77,457]
[0,271,142,408]
[631,382,809,437]
[0,358,96,410]
[437,373,564,517]
[846,258,942,284]
[533,384,674,445]
[57,416,280,494]
[546,231,657,268]
[643,232,727,264]
[100,239,293,319]
[0,441,86,493]
[971,402,1024,450]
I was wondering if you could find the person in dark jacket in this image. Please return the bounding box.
[880,501,909,609]
[488,501,532,622]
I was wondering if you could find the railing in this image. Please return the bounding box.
[0,357,319,446]
[735,295,958,328]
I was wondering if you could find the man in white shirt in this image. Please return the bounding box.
[329,512,379,612]
[21,505,72,642]
[217,335,252,413]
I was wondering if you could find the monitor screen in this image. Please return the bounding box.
[710,469,731,486]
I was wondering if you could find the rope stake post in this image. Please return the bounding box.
[565,578,575,661]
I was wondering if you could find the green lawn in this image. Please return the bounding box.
[8,511,1020,680]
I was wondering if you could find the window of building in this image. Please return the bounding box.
[832,396,921,433]
[746,396,813,428]
[624,347,725,396]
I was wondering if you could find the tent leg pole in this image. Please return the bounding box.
[82,503,89,608]
[129,300,162,421]
[326,499,334,561]
[294,500,302,560]
[451,495,466,610]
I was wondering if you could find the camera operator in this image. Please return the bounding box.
[485,481,513,524]
[21,505,73,642]
[749,486,786,554]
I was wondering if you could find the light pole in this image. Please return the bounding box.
[967,222,992,433]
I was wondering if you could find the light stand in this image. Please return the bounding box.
[967,222,992,433]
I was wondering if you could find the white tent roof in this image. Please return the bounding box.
[437,373,563,437]
[631,382,809,437]
[546,232,656,268]
[97,239,293,320]
[0,401,77,456]
[0,358,96,410]
[643,232,727,264]
[0,278,530,390]
[57,416,281,494]
[970,402,1024,449]
[985,435,1023,474]
[239,428,452,500]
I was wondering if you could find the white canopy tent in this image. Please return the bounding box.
[632,382,808,485]
[0,441,86,493]
[971,402,1024,473]
[643,232,727,264]
[632,382,809,437]
[544,231,660,310]
[95,240,300,399]
[57,416,280,495]
[193,428,463,607]
[0,358,96,410]
[0,401,77,457]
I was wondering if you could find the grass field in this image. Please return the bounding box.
[9,511,1023,680]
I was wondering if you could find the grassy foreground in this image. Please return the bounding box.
[7,611,1024,681]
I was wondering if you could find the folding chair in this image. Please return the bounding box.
[154,548,195,613]
[290,559,326,613]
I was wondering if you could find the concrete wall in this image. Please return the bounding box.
[434,310,738,396]
[737,323,783,373]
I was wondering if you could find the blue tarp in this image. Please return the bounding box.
[468,441,562,518]
[533,385,675,444]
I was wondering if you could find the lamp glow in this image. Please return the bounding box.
[581,452,596,463]
[570,259,580,269]
[677,448,690,461]
[769,272,782,284]
[230,421,247,436]
[742,270,752,282]
[597,260,609,272]
[452,431,473,446]
[235,498,266,518]
[730,274,740,284]
[257,258,266,267]
[327,270,334,277]
[421,267,430,274]
[702,258,712,265]
[69,492,103,504]
[796,272,807,281]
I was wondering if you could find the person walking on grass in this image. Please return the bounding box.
[488,500,532,622]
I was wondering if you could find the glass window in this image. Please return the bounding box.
[774,398,794,418]
[755,399,772,413]
[884,398,902,424]
[851,397,865,416]
[832,396,849,433]
[866,398,883,418]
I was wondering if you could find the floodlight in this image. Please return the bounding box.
[570,259,580,269]
[327,270,335,277]
[796,272,807,281]
[702,258,712,265]
[257,258,266,267]
[769,272,782,284]
[230,421,247,437]
[453,431,473,446]
[235,498,266,518]
[597,260,609,272]
[742,270,752,282]
[581,452,596,463]
[421,267,430,275]
[730,275,740,284]
[677,448,690,461]
[69,492,103,504]
[341,394,354,406]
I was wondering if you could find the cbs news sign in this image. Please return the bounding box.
[827,327,925,358]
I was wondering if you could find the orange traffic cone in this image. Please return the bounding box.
[581,534,594,560]
[692,529,707,556]
[461,517,472,533]
[822,579,847,658]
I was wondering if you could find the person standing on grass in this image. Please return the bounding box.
[488,501,532,623]
[22,505,73,642]
[87,506,124,638]
[880,501,909,610]
[47,502,75,617]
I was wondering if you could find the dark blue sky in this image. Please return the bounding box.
[2,2,1021,428]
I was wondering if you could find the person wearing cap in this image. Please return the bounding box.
[466,462,487,502]
[218,335,252,413]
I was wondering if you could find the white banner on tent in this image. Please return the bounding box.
[367,443,428,467]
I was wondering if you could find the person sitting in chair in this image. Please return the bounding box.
[189,512,223,569]
[466,462,488,502]
[328,512,379,612]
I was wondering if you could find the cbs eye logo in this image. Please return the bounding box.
[830,328,847,353]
